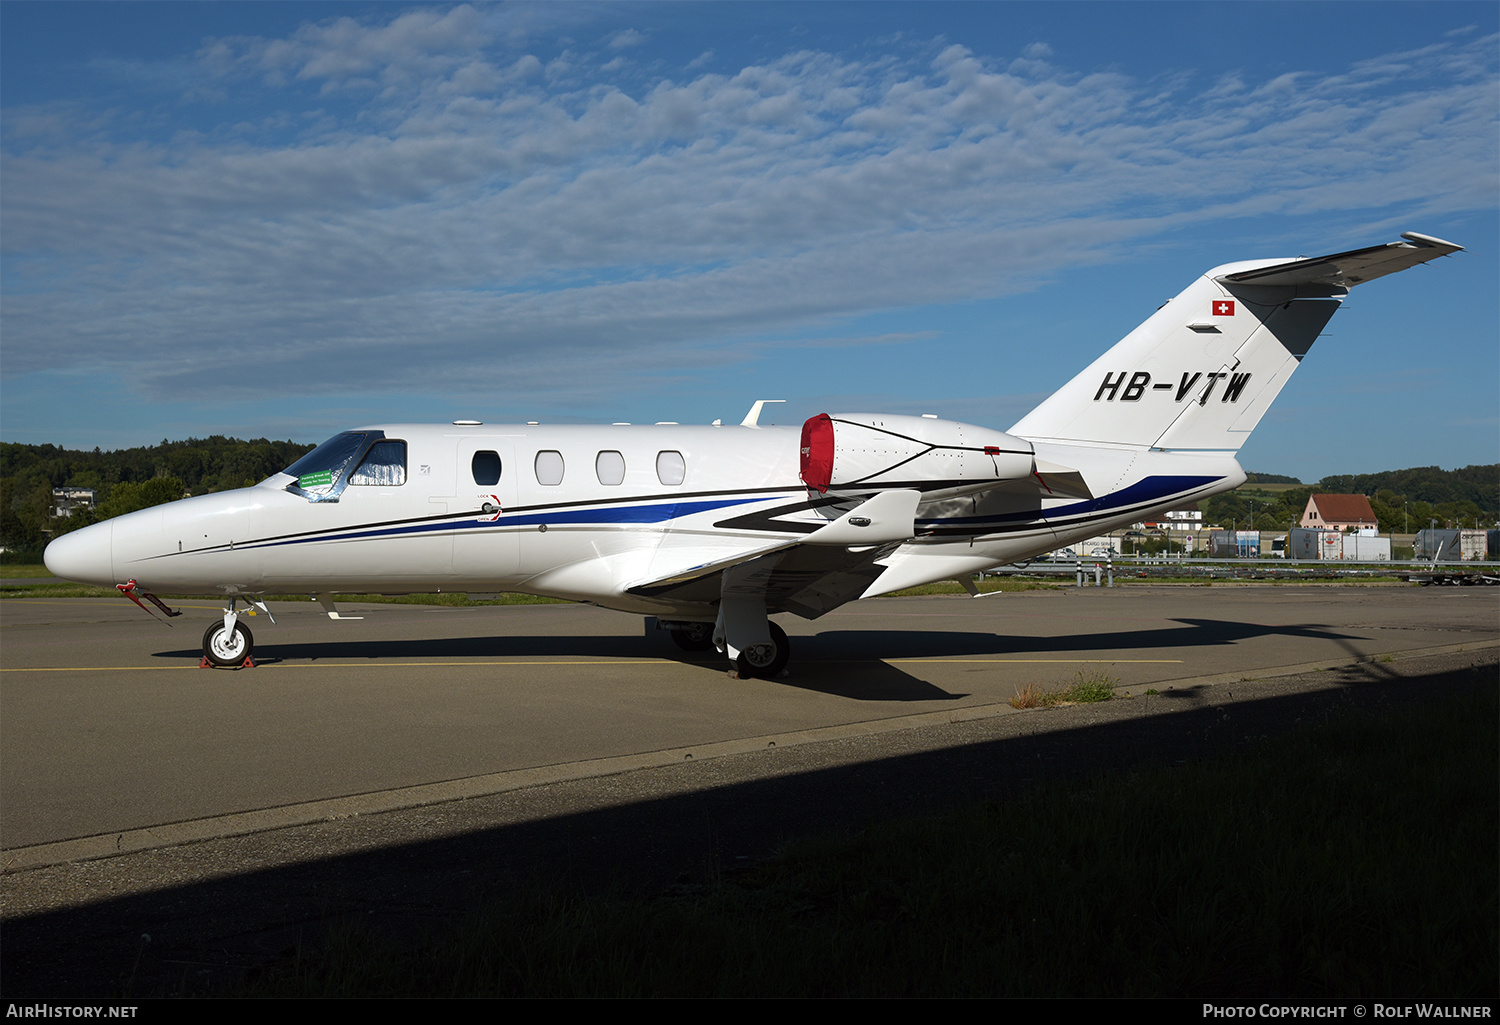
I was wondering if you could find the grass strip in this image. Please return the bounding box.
[0,584,572,605]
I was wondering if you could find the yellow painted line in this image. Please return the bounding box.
[1,665,208,672]
[1,599,228,609]
[887,658,1181,663]
[0,660,683,672]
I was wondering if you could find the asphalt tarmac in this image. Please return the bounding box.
[3,585,1497,860]
[1,584,1496,995]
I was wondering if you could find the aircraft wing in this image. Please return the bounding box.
[624,489,920,618]
[1216,232,1462,288]
[623,459,1093,617]
[626,539,898,619]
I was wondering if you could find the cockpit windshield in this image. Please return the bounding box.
[280,431,382,502]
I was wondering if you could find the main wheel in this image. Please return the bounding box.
[734,621,790,679]
[202,620,254,667]
[670,623,715,652]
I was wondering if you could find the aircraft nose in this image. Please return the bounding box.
[43,521,114,586]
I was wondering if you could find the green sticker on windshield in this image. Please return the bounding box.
[299,471,335,488]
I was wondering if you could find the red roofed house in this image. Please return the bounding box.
[1300,494,1379,532]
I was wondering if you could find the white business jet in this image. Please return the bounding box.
[44,232,1461,676]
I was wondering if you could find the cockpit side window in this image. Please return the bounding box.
[282,432,372,500]
[348,440,407,486]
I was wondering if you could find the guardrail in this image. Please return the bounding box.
[980,555,1500,588]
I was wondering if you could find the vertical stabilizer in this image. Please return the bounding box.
[1009,233,1461,453]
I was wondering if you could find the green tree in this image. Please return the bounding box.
[94,477,187,520]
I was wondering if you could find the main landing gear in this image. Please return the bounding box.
[656,616,792,679]
[668,621,714,652]
[731,621,790,679]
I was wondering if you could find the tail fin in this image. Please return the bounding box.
[1009,232,1462,452]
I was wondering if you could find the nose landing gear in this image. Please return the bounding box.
[202,619,255,667]
[200,597,273,668]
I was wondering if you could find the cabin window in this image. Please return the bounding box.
[656,450,686,486]
[595,450,625,486]
[348,440,407,486]
[534,450,565,486]
[472,451,502,486]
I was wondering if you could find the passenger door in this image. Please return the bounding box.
[452,437,521,588]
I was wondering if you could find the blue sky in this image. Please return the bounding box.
[2,1,1495,483]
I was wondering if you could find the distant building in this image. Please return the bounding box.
[51,488,96,518]
[1209,529,1260,557]
[1414,528,1488,562]
[1291,528,1391,561]
[1299,494,1378,533]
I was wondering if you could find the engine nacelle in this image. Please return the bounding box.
[799,413,1034,494]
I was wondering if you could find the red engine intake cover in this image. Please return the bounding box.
[799,413,834,493]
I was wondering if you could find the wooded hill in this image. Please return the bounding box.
[1,436,315,558]
[1205,464,1496,535]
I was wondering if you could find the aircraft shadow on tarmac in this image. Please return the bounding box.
[153,631,966,702]
[151,617,1370,703]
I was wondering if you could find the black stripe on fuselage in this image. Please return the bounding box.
[149,485,807,560]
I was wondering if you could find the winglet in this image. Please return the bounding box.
[741,399,786,427]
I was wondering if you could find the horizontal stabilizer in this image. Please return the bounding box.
[1030,459,1094,499]
[1216,232,1462,288]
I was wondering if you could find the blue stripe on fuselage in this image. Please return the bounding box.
[490,497,763,528]
[242,496,772,550]
[916,475,1224,528]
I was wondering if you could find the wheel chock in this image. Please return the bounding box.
[198,656,257,669]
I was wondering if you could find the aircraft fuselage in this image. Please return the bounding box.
[44,421,1241,620]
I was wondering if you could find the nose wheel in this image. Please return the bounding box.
[202,620,255,667]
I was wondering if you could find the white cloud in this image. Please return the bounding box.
[200,4,491,92]
[2,15,1496,410]
[606,28,646,51]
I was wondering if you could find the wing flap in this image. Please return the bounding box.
[627,540,897,618]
